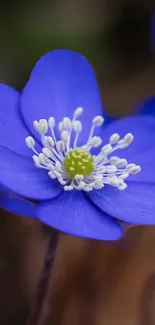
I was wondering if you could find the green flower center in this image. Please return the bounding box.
[64,148,94,179]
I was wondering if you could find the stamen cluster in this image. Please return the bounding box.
[25,108,141,191]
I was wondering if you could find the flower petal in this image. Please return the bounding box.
[0,84,38,157]
[0,190,36,218]
[98,116,155,183]
[37,191,122,241]
[0,145,62,200]
[135,97,155,117]
[88,182,155,225]
[21,50,104,145]
[104,112,116,125]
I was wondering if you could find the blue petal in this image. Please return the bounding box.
[97,116,155,183]
[103,112,116,125]
[88,183,155,225]
[21,50,104,145]
[0,84,37,157]
[88,115,155,224]
[0,191,36,218]
[134,97,155,117]
[0,145,62,200]
[37,191,122,241]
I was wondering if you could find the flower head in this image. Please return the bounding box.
[0,50,154,241]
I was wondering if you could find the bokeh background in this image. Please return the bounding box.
[1,1,155,324]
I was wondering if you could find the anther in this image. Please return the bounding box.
[124,133,134,144]
[38,119,48,134]
[75,174,84,182]
[57,140,65,152]
[130,165,141,174]
[72,120,82,132]
[116,159,127,168]
[89,136,102,148]
[118,183,127,191]
[48,117,55,128]
[126,163,135,171]
[61,130,68,142]
[74,107,83,118]
[55,161,62,171]
[33,121,40,132]
[25,136,35,148]
[45,136,55,148]
[94,180,103,189]
[109,133,120,144]
[92,116,104,126]
[109,156,120,165]
[39,153,46,165]
[101,144,112,154]
[42,148,52,158]
[32,155,40,167]
[105,166,117,173]
[63,117,72,129]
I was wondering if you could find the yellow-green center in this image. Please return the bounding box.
[64,148,94,179]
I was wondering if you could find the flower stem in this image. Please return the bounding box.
[26,228,58,325]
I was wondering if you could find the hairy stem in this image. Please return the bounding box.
[26,228,58,325]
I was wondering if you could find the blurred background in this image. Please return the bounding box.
[1,1,155,325]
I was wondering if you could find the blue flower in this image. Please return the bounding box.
[0,49,155,241]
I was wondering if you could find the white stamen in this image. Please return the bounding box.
[124,133,134,144]
[32,155,40,167]
[118,133,134,149]
[61,130,68,142]
[45,136,55,148]
[92,116,104,126]
[48,117,55,128]
[58,121,63,132]
[38,119,48,134]
[109,133,120,144]
[89,136,102,148]
[126,163,136,171]
[74,107,83,117]
[25,108,141,192]
[118,183,127,191]
[118,172,129,179]
[109,156,120,165]
[64,185,74,191]
[25,136,35,148]
[57,140,66,152]
[63,117,72,129]
[130,165,141,174]
[42,148,52,158]
[105,166,117,173]
[94,180,103,189]
[38,153,46,165]
[72,120,82,132]
[101,144,112,154]
[108,177,119,187]
[33,121,40,132]
[55,161,62,171]
[75,174,84,182]
[116,159,127,168]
